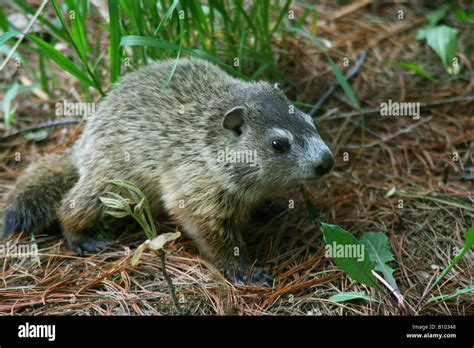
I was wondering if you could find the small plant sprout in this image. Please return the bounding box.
[99,179,182,313]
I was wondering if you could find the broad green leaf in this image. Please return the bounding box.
[321,223,377,288]
[426,4,450,26]
[387,61,437,82]
[426,25,458,75]
[329,291,378,303]
[360,232,397,290]
[416,5,450,40]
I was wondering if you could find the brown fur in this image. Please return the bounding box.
[2,58,334,286]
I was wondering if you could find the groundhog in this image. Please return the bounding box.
[2,58,334,286]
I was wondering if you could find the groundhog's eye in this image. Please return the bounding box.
[271,139,290,152]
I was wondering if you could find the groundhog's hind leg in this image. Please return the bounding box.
[58,178,112,254]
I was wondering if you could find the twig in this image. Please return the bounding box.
[310,50,367,116]
[328,0,372,21]
[157,250,182,314]
[320,95,474,120]
[1,118,82,140]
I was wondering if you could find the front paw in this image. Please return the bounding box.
[224,266,274,287]
[65,235,113,255]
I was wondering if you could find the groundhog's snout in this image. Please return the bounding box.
[314,151,334,177]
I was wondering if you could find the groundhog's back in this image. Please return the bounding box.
[72,58,248,176]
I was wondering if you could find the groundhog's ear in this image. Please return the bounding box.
[222,106,245,136]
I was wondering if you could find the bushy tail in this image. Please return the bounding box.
[2,153,79,237]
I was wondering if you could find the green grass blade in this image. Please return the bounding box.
[0,7,10,31]
[270,0,292,35]
[387,60,437,82]
[12,0,68,41]
[27,34,95,87]
[51,0,104,95]
[68,2,88,64]
[432,224,474,290]
[120,35,241,75]
[2,83,19,126]
[39,53,50,95]
[290,27,361,110]
[109,0,122,83]
[0,30,21,46]
[154,0,180,35]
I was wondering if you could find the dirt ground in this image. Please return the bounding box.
[0,1,473,315]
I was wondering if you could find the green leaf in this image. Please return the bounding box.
[120,35,233,72]
[108,0,122,83]
[321,223,377,288]
[416,5,450,40]
[387,61,437,82]
[397,190,474,212]
[0,7,9,32]
[2,83,19,126]
[0,30,21,46]
[329,291,377,303]
[102,180,157,238]
[23,130,48,141]
[131,242,147,266]
[360,232,397,290]
[454,8,474,23]
[154,0,180,35]
[426,25,458,75]
[429,224,474,292]
[426,4,450,26]
[99,195,130,210]
[104,210,130,219]
[289,28,361,111]
[426,284,474,304]
[27,34,95,87]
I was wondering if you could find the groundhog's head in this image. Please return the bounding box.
[221,82,334,185]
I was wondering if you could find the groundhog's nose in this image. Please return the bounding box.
[314,152,334,177]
